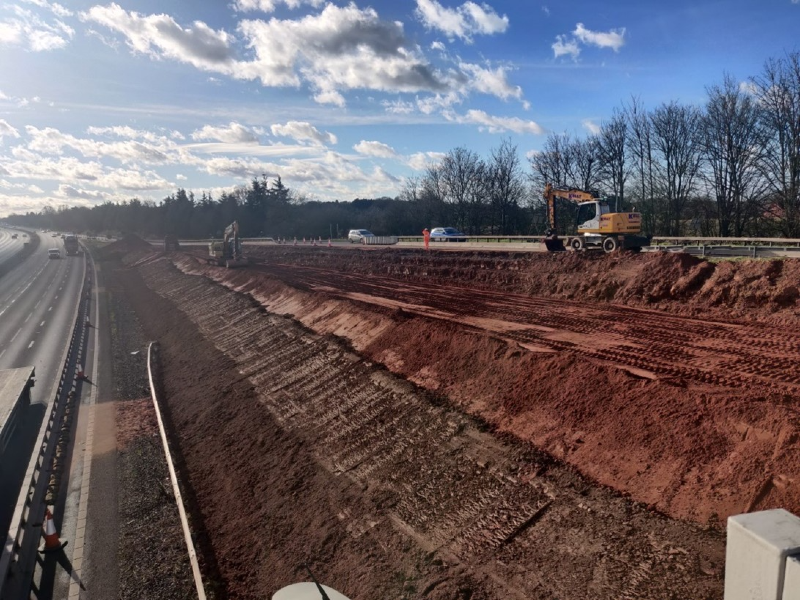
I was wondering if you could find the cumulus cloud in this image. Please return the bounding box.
[270,121,336,146]
[415,0,508,42]
[353,140,398,158]
[80,3,235,72]
[459,62,523,101]
[0,119,21,141]
[191,122,259,143]
[573,23,625,51]
[552,34,580,60]
[232,0,324,12]
[739,81,758,96]
[236,4,447,102]
[582,119,600,135]
[0,4,74,51]
[552,22,626,60]
[26,126,172,164]
[407,151,446,170]
[460,109,545,134]
[56,183,108,200]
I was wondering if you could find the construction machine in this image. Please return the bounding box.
[164,234,180,252]
[542,183,650,253]
[208,221,247,268]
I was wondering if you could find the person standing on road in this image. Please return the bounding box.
[423,228,430,251]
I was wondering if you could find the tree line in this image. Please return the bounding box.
[8,52,800,239]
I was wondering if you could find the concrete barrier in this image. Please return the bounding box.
[725,509,800,600]
[363,236,398,245]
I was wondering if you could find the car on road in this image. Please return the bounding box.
[48,248,60,259]
[348,229,374,243]
[429,227,467,242]
[11,233,17,239]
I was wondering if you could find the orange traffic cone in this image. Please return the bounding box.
[39,508,67,553]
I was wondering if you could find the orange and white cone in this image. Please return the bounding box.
[328,238,332,247]
[39,508,66,553]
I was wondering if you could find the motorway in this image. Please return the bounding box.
[0,229,85,544]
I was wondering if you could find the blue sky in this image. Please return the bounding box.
[0,0,798,216]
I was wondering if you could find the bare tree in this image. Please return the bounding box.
[751,52,800,236]
[701,73,767,236]
[596,108,628,211]
[487,139,526,234]
[650,101,704,236]
[624,96,659,233]
[571,136,601,191]
[528,132,575,189]
[439,147,486,233]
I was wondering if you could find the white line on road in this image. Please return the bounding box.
[34,300,41,309]
[48,307,52,312]
[10,328,21,342]
[40,321,45,326]
[25,312,32,322]
[27,340,34,349]
[0,349,5,359]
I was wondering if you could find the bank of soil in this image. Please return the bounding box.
[108,246,728,599]
[164,248,800,526]
[95,243,195,599]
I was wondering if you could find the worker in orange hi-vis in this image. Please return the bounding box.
[423,228,430,250]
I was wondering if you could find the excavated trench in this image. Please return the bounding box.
[105,241,800,598]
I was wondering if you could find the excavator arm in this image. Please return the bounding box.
[543,184,598,250]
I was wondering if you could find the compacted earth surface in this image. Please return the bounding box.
[97,239,800,599]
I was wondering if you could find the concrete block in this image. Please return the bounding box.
[725,509,800,600]
[783,556,800,600]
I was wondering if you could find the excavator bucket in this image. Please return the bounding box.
[225,257,248,268]
[543,236,566,252]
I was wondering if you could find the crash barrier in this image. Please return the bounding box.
[0,231,40,279]
[725,509,800,600]
[0,252,91,598]
[147,342,207,600]
[362,236,398,245]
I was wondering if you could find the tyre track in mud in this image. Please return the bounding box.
[134,257,723,599]
[253,263,800,393]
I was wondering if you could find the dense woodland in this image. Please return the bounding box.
[7,52,800,240]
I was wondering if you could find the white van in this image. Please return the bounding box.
[48,248,60,259]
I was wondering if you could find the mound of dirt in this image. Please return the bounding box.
[244,246,800,324]
[95,234,153,260]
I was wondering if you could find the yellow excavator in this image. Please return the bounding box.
[542,183,650,253]
[208,221,247,268]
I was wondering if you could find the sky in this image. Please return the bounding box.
[0,0,798,216]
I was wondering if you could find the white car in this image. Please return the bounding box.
[48,248,61,259]
[348,229,374,243]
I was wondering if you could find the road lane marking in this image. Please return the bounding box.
[48,307,52,312]
[25,312,32,322]
[34,300,41,308]
[27,341,34,349]
[40,321,45,326]
[0,349,5,359]
[10,328,21,342]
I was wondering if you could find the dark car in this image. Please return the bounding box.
[429,227,467,242]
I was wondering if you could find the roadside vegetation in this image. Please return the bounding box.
[7,52,800,241]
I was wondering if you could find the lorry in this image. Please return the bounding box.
[542,183,650,253]
[64,234,80,255]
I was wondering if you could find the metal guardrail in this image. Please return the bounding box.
[0,254,91,599]
[146,342,207,600]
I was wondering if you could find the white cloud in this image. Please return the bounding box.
[56,183,108,200]
[382,99,416,114]
[236,4,447,103]
[21,0,73,18]
[0,119,21,141]
[80,3,235,72]
[270,121,336,146]
[176,173,187,181]
[552,22,626,60]
[525,149,541,160]
[232,0,324,12]
[25,126,173,164]
[191,122,259,143]
[739,81,758,96]
[461,109,545,134]
[407,151,446,170]
[430,40,445,51]
[573,23,625,52]
[0,4,74,51]
[353,140,398,158]
[415,0,508,42]
[459,62,523,102]
[552,34,580,60]
[542,5,550,16]
[582,119,600,135]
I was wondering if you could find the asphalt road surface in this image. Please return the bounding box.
[0,228,25,264]
[0,231,85,541]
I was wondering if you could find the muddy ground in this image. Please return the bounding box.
[100,241,800,598]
